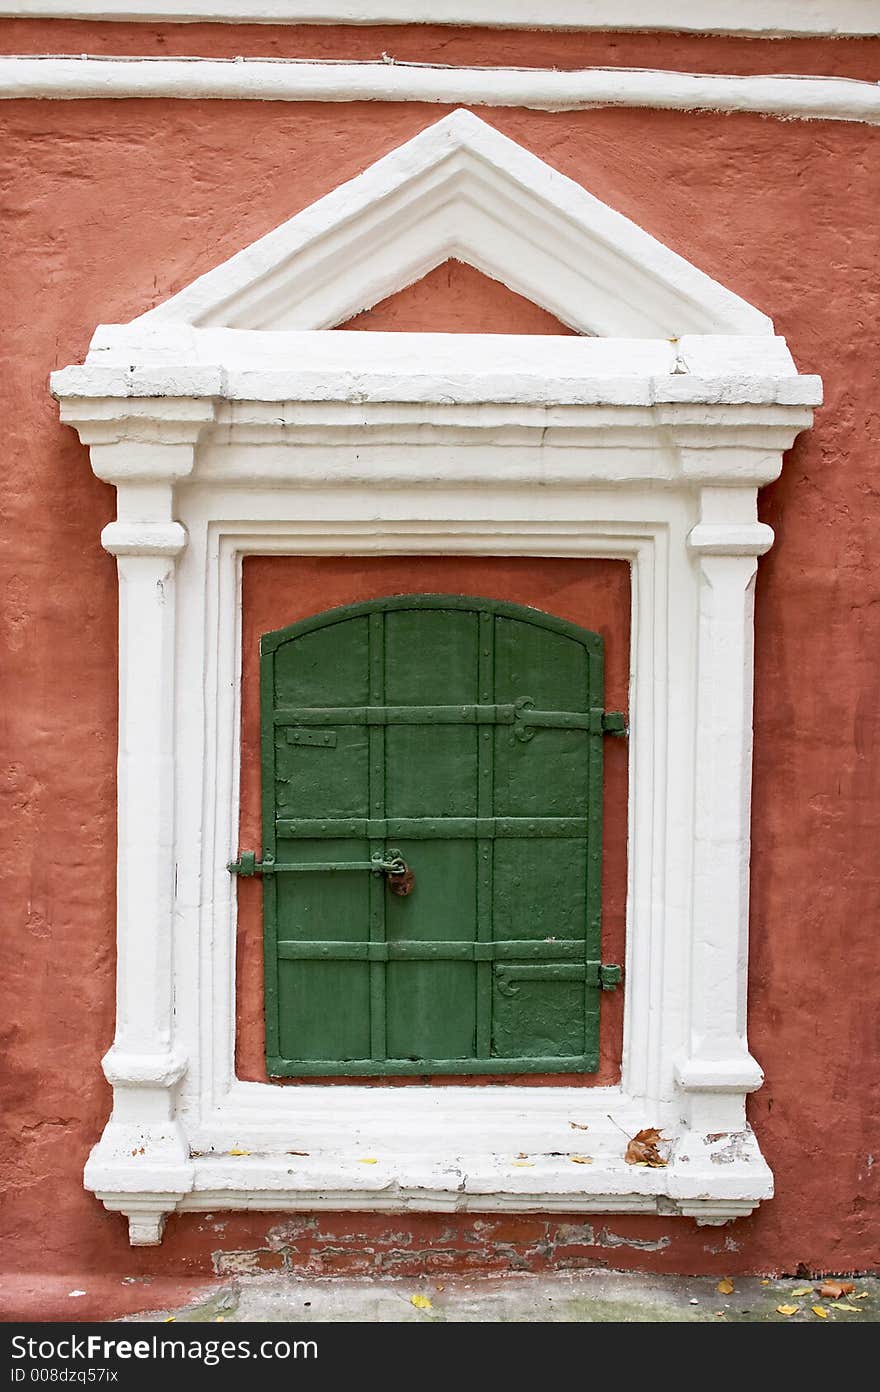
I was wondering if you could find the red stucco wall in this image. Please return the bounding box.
[0,20,878,1314]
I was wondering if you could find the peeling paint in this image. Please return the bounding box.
[596,1228,672,1253]
[710,1133,751,1166]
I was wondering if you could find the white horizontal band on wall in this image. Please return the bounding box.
[2,57,879,122]
[0,2,878,37]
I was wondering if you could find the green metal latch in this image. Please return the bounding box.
[228,848,410,879]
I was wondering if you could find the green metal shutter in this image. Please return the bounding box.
[231,594,624,1076]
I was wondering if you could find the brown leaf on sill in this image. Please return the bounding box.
[569,1122,589,1131]
[286,1150,309,1156]
[624,1127,668,1168]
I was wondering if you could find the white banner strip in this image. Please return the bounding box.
[1,56,878,123]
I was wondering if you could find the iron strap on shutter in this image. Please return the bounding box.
[270,699,627,741]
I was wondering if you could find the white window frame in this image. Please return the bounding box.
[52,112,820,1244]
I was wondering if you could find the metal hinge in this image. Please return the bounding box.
[514,701,627,742]
[599,963,623,991]
[495,961,623,995]
[597,710,627,737]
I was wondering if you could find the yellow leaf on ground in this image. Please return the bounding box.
[811,1305,828,1319]
[358,1157,379,1164]
[791,1287,813,1297]
[511,1160,534,1167]
[853,1292,870,1300]
[411,1294,433,1310]
[228,1149,249,1156]
[759,1280,771,1286]
[776,1305,798,1317]
[570,1155,593,1165]
[835,1304,860,1312]
[717,1279,734,1295]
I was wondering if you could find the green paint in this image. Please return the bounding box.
[243,594,623,1077]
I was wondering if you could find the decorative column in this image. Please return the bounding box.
[55,396,215,1244]
[667,483,773,1219]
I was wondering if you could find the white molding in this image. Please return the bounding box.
[2,57,878,125]
[52,113,819,1243]
[1,2,877,38]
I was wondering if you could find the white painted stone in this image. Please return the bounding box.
[3,58,878,124]
[52,113,819,1242]
[0,2,875,38]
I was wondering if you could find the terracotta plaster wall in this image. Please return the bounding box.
[0,26,878,1303]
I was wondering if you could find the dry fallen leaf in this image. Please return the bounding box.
[625,1127,668,1168]
[569,1122,589,1131]
[776,1305,799,1317]
[835,1304,861,1313]
[760,1280,771,1287]
[717,1279,734,1295]
[228,1149,249,1156]
[511,1160,534,1167]
[791,1286,813,1297]
[358,1157,379,1165]
[853,1292,870,1300]
[817,1280,854,1300]
[287,1150,309,1156]
[570,1155,593,1165]
[410,1294,432,1310]
[811,1305,828,1319]
[516,1151,529,1158]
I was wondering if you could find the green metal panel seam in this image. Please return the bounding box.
[368,609,387,1063]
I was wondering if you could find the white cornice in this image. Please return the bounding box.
[52,329,822,409]
[2,57,878,124]
[0,3,877,37]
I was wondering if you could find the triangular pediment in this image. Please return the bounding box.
[130,110,772,340]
